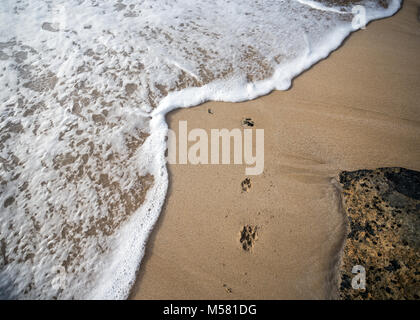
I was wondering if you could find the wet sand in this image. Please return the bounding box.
[130,0,420,299]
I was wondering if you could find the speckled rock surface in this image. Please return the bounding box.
[338,167,420,300]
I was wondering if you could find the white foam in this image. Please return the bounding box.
[0,0,401,299]
[296,0,349,14]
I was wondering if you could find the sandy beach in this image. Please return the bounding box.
[130,0,420,300]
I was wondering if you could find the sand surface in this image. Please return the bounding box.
[131,1,420,299]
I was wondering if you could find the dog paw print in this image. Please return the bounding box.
[240,225,258,251]
[241,177,252,192]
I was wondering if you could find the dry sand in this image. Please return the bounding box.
[131,0,420,299]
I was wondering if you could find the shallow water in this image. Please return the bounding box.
[0,0,400,299]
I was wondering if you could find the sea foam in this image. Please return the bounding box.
[0,0,401,299]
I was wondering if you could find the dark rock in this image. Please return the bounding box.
[384,168,420,200]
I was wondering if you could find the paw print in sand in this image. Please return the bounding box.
[240,225,258,251]
[241,177,251,192]
[241,117,254,127]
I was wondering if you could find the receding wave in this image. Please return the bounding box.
[0,0,400,299]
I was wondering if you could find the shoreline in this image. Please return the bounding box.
[130,0,420,299]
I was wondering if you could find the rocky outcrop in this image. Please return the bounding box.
[338,167,420,300]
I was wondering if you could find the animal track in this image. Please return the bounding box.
[240,225,258,251]
[241,177,252,192]
[241,117,254,127]
[223,284,233,293]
